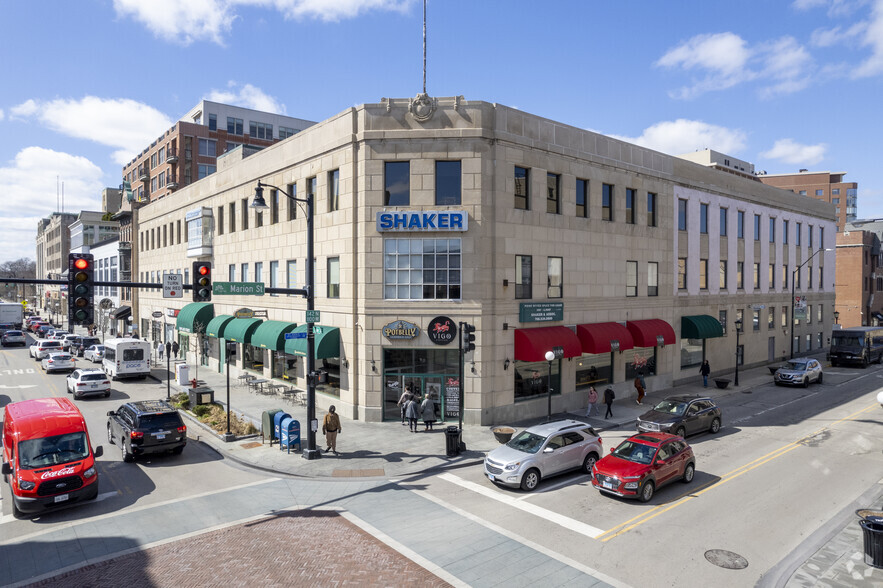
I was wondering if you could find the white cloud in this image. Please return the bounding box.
[0,108,4,121]
[11,97,172,166]
[206,82,286,114]
[609,119,748,156]
[793,0,865,17]
[759,139,827,165]
[0,147,104,264]
[853,0,883,77]
[757,37,814,97]
[113,0,412,45]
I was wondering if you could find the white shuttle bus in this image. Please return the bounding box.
[103,338,152,380]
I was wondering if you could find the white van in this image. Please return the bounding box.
[103,338,152,380]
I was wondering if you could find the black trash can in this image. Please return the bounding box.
[860,518,883,568]
[445,426,461,457]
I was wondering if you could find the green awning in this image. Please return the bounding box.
[176,303,214,334]
[284,324,341,358]
[681,315,724,339]
[224,318,263,343]
[250,320,298,350]
[206,314,235,338]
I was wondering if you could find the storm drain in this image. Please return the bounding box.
[705,549,748,569]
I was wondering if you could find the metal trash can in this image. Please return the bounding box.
[445,426,461,457]
[860,518,883,568]
[262,409,284,445]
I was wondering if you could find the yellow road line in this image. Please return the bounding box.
[598,403,879,541]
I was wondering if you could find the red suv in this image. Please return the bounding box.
[591,432,695,502]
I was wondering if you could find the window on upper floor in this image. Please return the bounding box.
[576,179,588,218]
[384,238,461,300]
[769,218,776,242]
[548,257,562,298]
[547,173,560,214]
[783,220,789,244]
[678,258,687,289]
[700,203,708,234]
[385,162,410,206]
[516,255,532,299]
[227,117,243,135]
[328,170,340,212]
[436,161,461,206]
[678,199,687,231]
[720,208,728,236]
[625,188,635,224]
[327,257,340,298]
[626,261,637,297]
[270,189,279,224]
[198,138,216,157]
[699,259,708,289]
[719,260,727,289]
[249,121,273,140]
[279,126,298,139]
[647,192,657,227]
[737,210,744,238]
[602,184,614,221]
[514,166,529,210]
[208,113,217,131]
[197,164,215,179]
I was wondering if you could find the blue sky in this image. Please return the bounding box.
[2,0,882,264]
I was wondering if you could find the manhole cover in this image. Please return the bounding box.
[705,549,748,569]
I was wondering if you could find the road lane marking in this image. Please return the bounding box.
[598,402,880,541]
[434,472,605,539]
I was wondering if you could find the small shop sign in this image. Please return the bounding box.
[234,308,255,319]
[427,316,456,345]
[519,302,564,323]
[382,319,420,340]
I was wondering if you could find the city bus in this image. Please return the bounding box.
[827,326,883,367]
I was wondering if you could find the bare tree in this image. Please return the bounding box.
[0,258,37,305]
[191,320,208,380]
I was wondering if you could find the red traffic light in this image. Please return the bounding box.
[74,258,89,270]
[198,265,210,276]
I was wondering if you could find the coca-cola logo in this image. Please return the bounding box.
[40,466,76,479]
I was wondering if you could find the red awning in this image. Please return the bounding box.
[626,319,676,347]
[514,326,582,361]
[576,322,634,354]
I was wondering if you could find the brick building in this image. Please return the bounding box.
[835,221,883,328]
[758,171,858,232]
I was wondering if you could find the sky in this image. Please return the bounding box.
[1,0,882,265]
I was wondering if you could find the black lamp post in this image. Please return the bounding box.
[251,180,320,460]
[833,310,840,325]
[545,350,555,421]
[791,248,832,359]
[734,317,743,386]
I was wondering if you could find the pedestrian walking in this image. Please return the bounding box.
[585,386,599,417]
[634,374,645,405]
[165,341,172,361]
[172,341,179,359]
[404,395,420,432]
[603,387,615,419]
[397,385,414,425]
[700,360,711,388]
[420,394,437,431]
[322,405,341,455]
[156,341,164,361]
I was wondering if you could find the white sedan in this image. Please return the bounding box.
[42,352,77,373]
[66,368,111,399]
[84,344,106,363]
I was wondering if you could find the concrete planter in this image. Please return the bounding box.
[492,426,515,444]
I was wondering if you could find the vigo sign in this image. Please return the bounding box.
[376,210,467,232]
[427,316,456,345]
[382,319,420,340]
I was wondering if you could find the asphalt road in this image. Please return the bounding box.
[2,333,881,587]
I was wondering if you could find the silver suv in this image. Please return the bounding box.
[774,358,823,387]
[484,419,602,492]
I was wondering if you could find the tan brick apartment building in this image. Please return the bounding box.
[758,171,858,232]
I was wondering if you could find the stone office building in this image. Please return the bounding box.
[134,95,836,425]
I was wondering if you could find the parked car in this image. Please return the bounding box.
[66,369,111,399]
[484,419,602,491]
[106,400,186,462]
[34,324,52,337]
[48,330,70,341]
[83,344,106,363]
[636,395,722,438]
[1,329,27,346]
[774,358,824,387]
[41,352,76,373]
[592,432,696,502]
[61,334,81,351]
[72,336,101,357]
[29,339,63,360]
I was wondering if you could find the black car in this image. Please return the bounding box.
[636,395,722,438]
[71,336,101,357]
[106,400,186,462]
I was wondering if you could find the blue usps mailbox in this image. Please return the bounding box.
[280,417,301,453]
[273,411,291,441]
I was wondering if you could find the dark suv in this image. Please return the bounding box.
[636,395,722,438]
[106,400,187,462]
[71,336,101,357]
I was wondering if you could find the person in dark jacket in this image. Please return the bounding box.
[172,341,180,359]
[700,360,711,387]
[603,388,615,419]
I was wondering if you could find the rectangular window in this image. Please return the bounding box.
[678,258,687,289]
[818,305,823,322]
[228,202,236,233]
[720,208,728,236]
[752,263,759,290]
[307,177,316,218]
[647,192,657,227]
[769,307,775,329]
[699,259,708,289]
[807,304,812,324]
[385,162,410,206]
[384,238,462,300]
[197,164,216,179]
[754,214,761,241]
[270,189,279,224]
[208,113,217,131]
[808,266,813,289]
[514,167,529,210]
[808,225,814,248]
[217,206,224,235]
[783,220,789,244]
[782,307,787,328]
[602,184,614,221]
[328,169,340,212]
[241,263,249,282]
[737,261,744,289]
[782,265,788,289]
[572,178,587,218]
[227,117,243,135]
[819,227,824,250]
[719,310,728,335]
[625,188,635,224]
[327,257,340,298]
[249,121,273,140]
[287,182,297,220]
[648,262,658,296]
[241,198,249,230]
[269,260,278,296]
[254,262,263,285]
[279,126,297,139]
[700,203,708,234]
[548,257,563,298]
[753,310,761,331]
[435,161,461,205]
[626,261,637,297]
[819,265,824,288]
[198,138,217,157]
[287,260,297,296]
[546,173,560,214]
[816,189,824,196]
[515,255,532,299]
[228,264,235,282]
[770,218,776,242]
[678,199,687,231]
[769,264,775,288]
[719,260,727,289]
[796,222,802,245]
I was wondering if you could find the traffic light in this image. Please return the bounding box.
[192,261,212,301]
[68,253,94,325]
[461,322,476,354]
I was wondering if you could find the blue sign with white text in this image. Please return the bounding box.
[376,210,468,232]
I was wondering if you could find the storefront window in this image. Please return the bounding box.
[514,360,560,400]
[244,344,264,372]
[382,348,460,421]
[625,348,657,379]
[272,352,298,381]
[575,354,610,390]
[680,339,703,368]
[317,358,341,397]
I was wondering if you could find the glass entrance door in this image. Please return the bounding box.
[383,374,450,422]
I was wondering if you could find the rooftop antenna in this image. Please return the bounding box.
[422,0,427,94]
[62,181,65,213]
[56,176,59,213]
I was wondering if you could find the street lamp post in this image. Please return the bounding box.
[833,310,840,325]
[545,350,555,421]
[251,180,320,460]
[790,248,833,359]
[734,317,743,386]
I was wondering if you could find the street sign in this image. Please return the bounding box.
[213,281,265,296]
[151,311,163,318]
[285,332,307,339]
[306,310,320,323]
[163,274,184,298]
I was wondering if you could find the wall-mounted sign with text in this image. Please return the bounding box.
[382,319,420,340]
[376,210,468,232]
[519,302,564,323]
[427,316,456,345]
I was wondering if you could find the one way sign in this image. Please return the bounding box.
[163,274,184,299]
